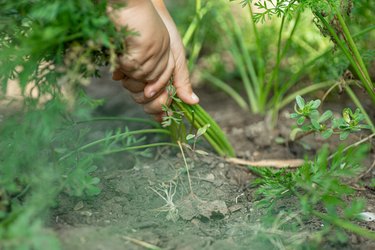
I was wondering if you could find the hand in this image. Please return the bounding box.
[151,0,199,106]
[109,0,199,120]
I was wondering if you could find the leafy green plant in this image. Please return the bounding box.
[290,95,373,140]
[251,144,375,242]
[202,1,374,129]
[0,97,171,249]
[0,1,236,248]
[238,0,374,109]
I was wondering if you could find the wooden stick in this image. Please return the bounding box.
[226,157,305,168]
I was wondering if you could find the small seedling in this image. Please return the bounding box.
[186,123,211,151]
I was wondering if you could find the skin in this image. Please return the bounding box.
[109,0,199,121]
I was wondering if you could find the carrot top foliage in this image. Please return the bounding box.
[0,0,127,98]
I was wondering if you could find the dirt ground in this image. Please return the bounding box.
[51,72,375,250]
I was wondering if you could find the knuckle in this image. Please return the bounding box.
[131,94,147,104]
[131,70,148,81]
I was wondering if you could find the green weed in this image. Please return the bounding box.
[290,95,373,140]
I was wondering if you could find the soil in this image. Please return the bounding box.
[51,71,375,250]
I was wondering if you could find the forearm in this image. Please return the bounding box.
[150,0,172,20]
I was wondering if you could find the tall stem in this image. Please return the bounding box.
[315,12,375,104]
[345,86,375,133]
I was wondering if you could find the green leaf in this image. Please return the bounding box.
[311,119,320,130]
[290,113,299,119]
[309,110,320,120]
[296,95,305,109]
[321,129,333,139]
[318,110,333,123]
[311,100,321,109]
[339,131,350,140]
[196,124,211,138]
[297,116,305,125]
[186,134,195,140]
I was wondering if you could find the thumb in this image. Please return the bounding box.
[173,56,199,105]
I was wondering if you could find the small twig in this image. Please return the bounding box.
[122,236,162,250]
[351,159,375,185]
[226,157,305,168]
[328,133,375,161]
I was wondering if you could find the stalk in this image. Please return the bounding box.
[248,4,265,86]
[228,12,260,100]
[202,72,248,110]
[273,25,375,117]
[315,12,375,104]
[219,14,259,113]
[172,102,235,157]
[59,129,170,161]
[345,86,375,133]
[333,5,372,84]
[99,142,177,155]
[268,10,301,111]
[74,117,159,127]
[263,1,300,109]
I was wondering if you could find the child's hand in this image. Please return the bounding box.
[151,0,199,106]
[109,0,199,120]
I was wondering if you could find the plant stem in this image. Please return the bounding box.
[178,141,193,194]
[333,5,372,84]
[99,142,177,155]
[74,117,159,127]
[221,13,259,112]
[315,12,375,104]
[59,129,170,161]
[202,72,248,110]
[173,102,235,157]
[345,86,375,132]
[277,25,375,107]
[248,4,265,86]
[327,133,375,161]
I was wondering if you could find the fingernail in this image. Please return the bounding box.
[192,93,199,102]
[148,91,156,98]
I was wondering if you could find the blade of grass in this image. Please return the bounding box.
[202,72,248,110]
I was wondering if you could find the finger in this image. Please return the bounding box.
[117,54,143,75]
[173,55,199,105]
[121,78,146,93]
[144,52,175,98]
[124,52,166,82]
[153,113,164,122]
[130,92,151,105]
[130,86,164,104]
[141,48,170,83]
[112,68,126,81]
[143,90,170,114]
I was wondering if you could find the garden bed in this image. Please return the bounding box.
[51,78,375,250]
